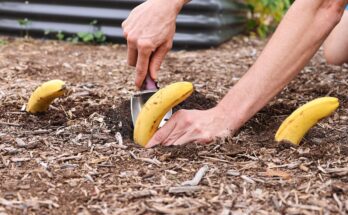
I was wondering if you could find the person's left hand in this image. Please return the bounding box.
[145,107,236,148]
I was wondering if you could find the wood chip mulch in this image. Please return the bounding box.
[0,36,347,214]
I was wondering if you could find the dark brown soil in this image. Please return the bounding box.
[175,91,217,111]
[105,99,133,141]
[155,144,201,161]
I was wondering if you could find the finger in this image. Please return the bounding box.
[191,136,214,145]
[126,30,138,66]
[162,117,189,145]
[146,114,179,148]
[135,47,152,88]
[121,20,127,31]
[146,122,177,148]
[168,127,213,146]
[163,130,189,146]
[127,46,137,67]
[149,42,172,80]
[171,132,212,146]
[122,19,131,39]
[123,29,128,39]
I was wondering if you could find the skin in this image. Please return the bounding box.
[323,10,348,65]
[122,0,348,148]
[122,0,190,88]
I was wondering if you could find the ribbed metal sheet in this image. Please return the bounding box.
[0,0,247,48]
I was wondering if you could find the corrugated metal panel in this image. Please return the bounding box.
[0,0,248,48]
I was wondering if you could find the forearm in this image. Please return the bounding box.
[218,0,347,129]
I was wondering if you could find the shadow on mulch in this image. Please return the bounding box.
[0,102,68,130]
[155,144,201,161]
[0,92,112,131]
[105,99,133,141]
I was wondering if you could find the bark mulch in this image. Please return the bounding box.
[0,36,347,214]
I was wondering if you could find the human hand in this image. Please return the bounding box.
[122,0,185,88]
[145,107,238,148]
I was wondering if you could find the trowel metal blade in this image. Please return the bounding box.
[130,90,172,128]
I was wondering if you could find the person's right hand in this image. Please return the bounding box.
[122,0,186,89]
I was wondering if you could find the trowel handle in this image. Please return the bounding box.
[141,73,158,90]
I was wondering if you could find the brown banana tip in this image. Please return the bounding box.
[59,84,67,92]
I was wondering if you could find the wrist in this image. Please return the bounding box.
[215,91,252,132]
[214,103,244,133]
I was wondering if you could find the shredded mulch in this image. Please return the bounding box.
[0,36,347,214]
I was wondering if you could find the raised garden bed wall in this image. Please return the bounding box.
[0,0,248,49]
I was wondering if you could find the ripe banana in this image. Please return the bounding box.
[275,97,339,145]
[26,80,67,114]
[134,82,194,147]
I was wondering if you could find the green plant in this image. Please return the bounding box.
[44,29,52,36]
[18,18,31,27]
[0,39,7,46]
[73,20,107,44]
[47,20,107,44]
[74,31,106,44]
[247,0,292,38]
[77,32,95,43]
[90,20,98,26]
[93,31,106,43]
[18,18,31,38]
[66,36,79,44]
[56,31,65,41]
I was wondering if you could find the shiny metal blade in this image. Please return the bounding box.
[131,90,172,127]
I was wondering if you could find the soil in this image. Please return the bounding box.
[0,36,347,215]
[105,99,133,141]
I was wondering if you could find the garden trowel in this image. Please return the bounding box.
[131,74,172,127]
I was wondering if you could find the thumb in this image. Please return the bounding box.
[146,115,177,148]
[149,42,172,80]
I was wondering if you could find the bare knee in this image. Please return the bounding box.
[323,46,345,65]
[323,11,348,66]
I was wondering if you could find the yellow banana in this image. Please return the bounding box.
[275,97,339,145]
[26,80,67,114]
[134,82,194,147]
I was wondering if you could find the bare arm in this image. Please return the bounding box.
[147,0,347,147]
[217,0,347,130]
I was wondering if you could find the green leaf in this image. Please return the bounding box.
[82,34,94,42]
[94,31,106,43]
[56,32,65,40]
[90,20,98,25]
[44,29,51,35]
[77,32,89,38]
[18,18,31,27]
[71,37,79,44]
[257,24,268,39]
[94,31,103,38]
[246,0,293,38]
[0,39,7,46]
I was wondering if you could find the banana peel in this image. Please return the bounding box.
[26,80,67,114]
[134,81,194,147]
[275,97,339,145]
